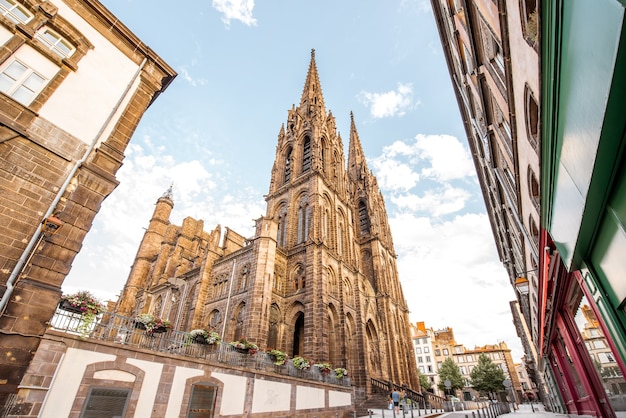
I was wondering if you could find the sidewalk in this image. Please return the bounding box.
[357,403,565,418]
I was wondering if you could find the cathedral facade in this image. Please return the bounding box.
[115,50,419,391]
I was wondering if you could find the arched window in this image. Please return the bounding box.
[297,202,310,243]
[268,304,280,349]
[233,303,246,341]
[302,136,311,173]
[293,265,306,291]
[525,85,539,150]
[358,201,370,236]
[323,209,329,241]
[277,210,288,247]
[284,147,292,183]
[338,223,344,256]
[239,265,249,291]
[527,166,540,210]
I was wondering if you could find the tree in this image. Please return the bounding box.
[437,358,465,393]
[470,354,506,395]
[418,370,432,391]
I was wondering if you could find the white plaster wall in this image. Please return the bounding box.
[93,369,136,382]
[329,390,352,407]
[0,25,11,45]
[165,366,205,418]
[41,0,138,144]
[127,358,163,418]
[40,348,114,418]
[251,379,291,413]
[296,385,324,410]
[212,372,247,416]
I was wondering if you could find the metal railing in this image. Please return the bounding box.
[49,308,351,387]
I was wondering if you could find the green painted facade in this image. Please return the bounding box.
[541,0,626,361]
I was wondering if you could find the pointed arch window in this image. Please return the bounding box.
[338,223,344,257]
[323,209,329,241]
[302,136,312,173]
[284,147,292,183]
[293,265,306,291]
[239,265,249,290]
[297,202,310,243]
[358,201,370,236]
[277,211,288,247]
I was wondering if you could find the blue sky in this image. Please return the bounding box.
[64,0,522,359]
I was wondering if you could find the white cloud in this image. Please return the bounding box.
[391,184,470,216]
[371,157,420,191]
[178,67,208,87]
[212,0,257,27]
[390,212,521,356]
[358,82,414,118]
[413,134,475,181]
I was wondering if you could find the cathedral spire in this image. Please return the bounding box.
[299,49,326,117]
[347,112,368,182]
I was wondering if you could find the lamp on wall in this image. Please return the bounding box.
[41,215,64,235]
[515,277,530,295]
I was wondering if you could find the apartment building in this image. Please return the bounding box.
[430,0,626,415]
[0,0,175,407]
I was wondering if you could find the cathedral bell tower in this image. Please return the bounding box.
[261,50,419,390]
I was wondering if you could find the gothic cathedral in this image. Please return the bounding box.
[115,50,419,391]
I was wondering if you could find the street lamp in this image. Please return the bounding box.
[515,277,530,295]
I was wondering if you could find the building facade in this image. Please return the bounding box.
[431,0,626,416]
[410,322,438,392]
[0,0,175,406]
[114,50,420,397]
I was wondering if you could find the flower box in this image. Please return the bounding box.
[59,300,84,314]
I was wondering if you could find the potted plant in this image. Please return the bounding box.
[267,349,288,365]
[292,356,311,370]
[187,329,221,345]
[134,313,172,335]
[229,339,258,354]
[59,290,106,338]
[334,367,349,379]
[314,362,332,374]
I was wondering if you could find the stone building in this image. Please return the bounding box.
[114,50,420,395]
[431,0,626,415]
[0,0,175,406]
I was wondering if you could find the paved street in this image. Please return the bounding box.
[358,402,626,418]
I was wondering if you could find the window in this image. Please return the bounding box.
[424,347,430,353]
[427,365,433,373]
[284,148,292,183]
[425,356,431,362]
[415,347,422,354]
[599,352,616,363]
[0,0,33,24]
[417,356,423,363]
[466,355,473,362]
[35,27,76,59]
[302,136,311,173]
[187,384,217,418]
[435,349,441,356]
[525,85,539,149]
[460,366,467,375]
[358,201,370,235]
[419,366,425,373]
[593,340,606,349]
[0,60,46,105]
[81,387,130,418]
[443,349,449,356]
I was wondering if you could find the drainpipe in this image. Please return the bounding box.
[0,58,148,316]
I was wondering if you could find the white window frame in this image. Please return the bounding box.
[35,27,76,58]
[0,59,47,105]
[0,0,33,24]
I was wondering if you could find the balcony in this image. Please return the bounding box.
[49,308,351,387]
